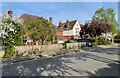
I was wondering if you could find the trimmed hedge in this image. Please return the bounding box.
[98,38,111,45]
[88,37,111,45]
[114,39,120,43]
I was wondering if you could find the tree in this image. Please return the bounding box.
[0,12,23,57]
[114,31,120,39]
[92,7,119,35]
[80,20,111,38]
[114,31,120,43]
[23,17,56,44]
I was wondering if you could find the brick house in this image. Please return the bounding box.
[56,19,81,43]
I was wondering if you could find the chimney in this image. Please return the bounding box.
[66,19,69,28]
[59,21,62,27]
[49,17,53,24]
[8,10,13,17]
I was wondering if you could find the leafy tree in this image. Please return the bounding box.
[114,31,120,43]
[114,31,120,39]
[23,17,56,44]
[0,12,23,57]
[80,21,111,38]
[92,7,119,35]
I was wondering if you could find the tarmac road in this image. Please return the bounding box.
[2,44,120,76]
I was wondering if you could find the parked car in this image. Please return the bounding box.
[79,40,93,47]
[86,40,93,47]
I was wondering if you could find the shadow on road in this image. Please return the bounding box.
[2,55,83,76]
[2,47,120,77]
[93,62,120,76]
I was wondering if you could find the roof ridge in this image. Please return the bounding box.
[21,14,40,17]
[62,20,77,24]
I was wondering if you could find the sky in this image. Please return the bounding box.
[1,2,119,28]
[1,0,119,2]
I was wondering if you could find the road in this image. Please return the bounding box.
[1,44,120,76]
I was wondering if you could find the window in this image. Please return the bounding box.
[75,28,79,30]
[76,31,79,33]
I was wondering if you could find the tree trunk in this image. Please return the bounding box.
[43,36,48,44]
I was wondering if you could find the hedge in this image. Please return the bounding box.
[98,38,111,45]
[87,37,98,46]
[114,39,120,43]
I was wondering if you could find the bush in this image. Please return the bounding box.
[3,46,15,58]
[52,41,57,44]
[104,40,111,45]
[62,43,66,49]
[98,38,104,45]
[114,39,120,43]
[87,37,98,46]
[81,44,86,48]
[98,38,111,45]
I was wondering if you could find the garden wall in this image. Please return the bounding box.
[15,44,62,56]
[14,42,86,57]
[66,42,86,49]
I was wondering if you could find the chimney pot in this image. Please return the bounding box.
[8,10,13,17]
[59,21,62,27]
[49,17,53,24]
[66,19,69,28]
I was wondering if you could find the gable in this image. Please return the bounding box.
[60,20,77,30]
[73,21,81,31]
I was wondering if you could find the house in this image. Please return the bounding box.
[56,19,81,43]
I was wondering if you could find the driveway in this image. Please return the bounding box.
[1,44,120,76]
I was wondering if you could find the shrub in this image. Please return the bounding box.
[81,44,86,48]
[114,39,120,43]
[62,43,66,49]
[114,32,120,43]
[98,38,111,45]
[103,40,111,45]
[3,46,15,58]
[98,38,104,45]
[87,37,98,46]
[52,41,57,44]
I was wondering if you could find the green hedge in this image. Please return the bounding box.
[98,38,111,45]
[81,44,86,48]
[88,37,111,45]
[87,37,98,46]
[62,43,66,49]
[114,39,120,43]
[3,46,15,58]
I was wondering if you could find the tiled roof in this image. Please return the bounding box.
[57,20,77,31]
[20,14,57,27]
[20,14,40,23]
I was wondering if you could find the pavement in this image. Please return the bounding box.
[1,44,120,76]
